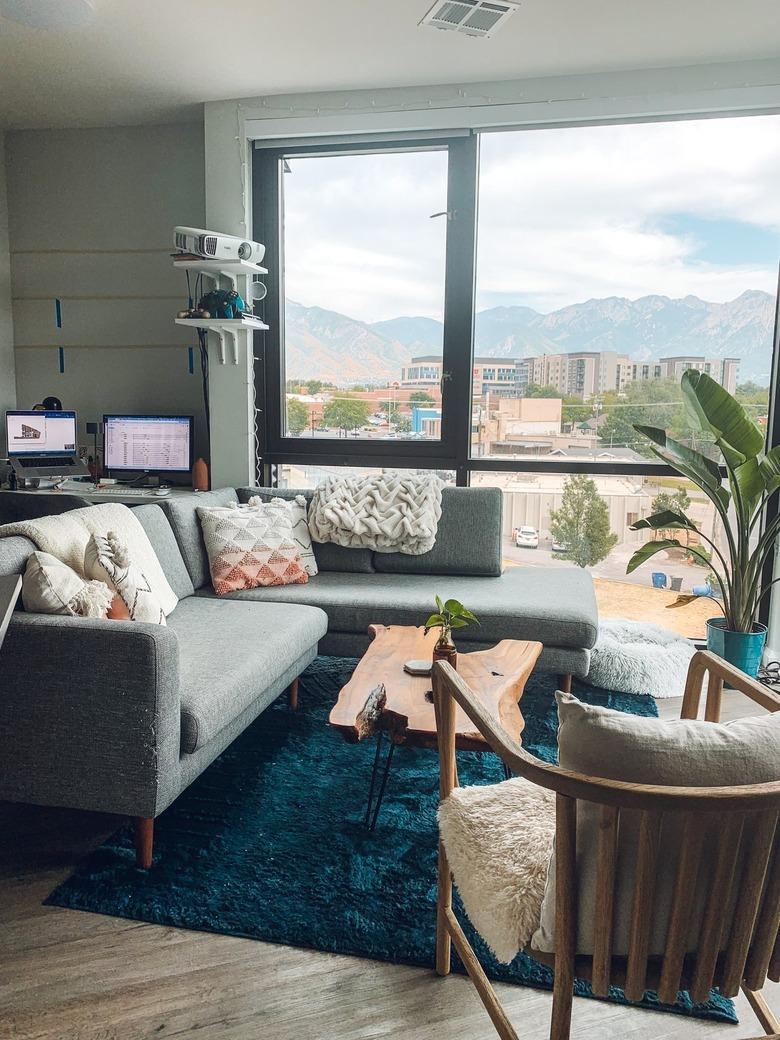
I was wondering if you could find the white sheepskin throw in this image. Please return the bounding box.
[438,777,555,964]
[588,618,697,699]
[308,472,443,555]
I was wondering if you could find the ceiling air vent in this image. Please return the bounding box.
[419,0,520,38]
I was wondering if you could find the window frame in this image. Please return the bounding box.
[252,135,478,471]
[252,123,780,632]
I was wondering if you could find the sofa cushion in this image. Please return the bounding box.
[532,691,780,957]
[132,504,195,600]
[373,487,503,576]
[166,596,328,754]
[160,488,239,589]
[236,488,375,573]
[0,534,37,578]
[195,566,598,651]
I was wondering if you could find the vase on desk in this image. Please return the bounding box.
[192,457,209,492]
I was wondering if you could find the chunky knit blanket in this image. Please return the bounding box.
[308,472,443,555]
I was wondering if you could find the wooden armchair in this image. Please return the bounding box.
[432,651,780,1040]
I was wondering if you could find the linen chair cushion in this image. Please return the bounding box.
[438,777,556,963]
[532,691,780,956]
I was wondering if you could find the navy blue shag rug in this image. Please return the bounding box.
[46,657,736,1024]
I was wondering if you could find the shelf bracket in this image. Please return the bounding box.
[212,326,239,365]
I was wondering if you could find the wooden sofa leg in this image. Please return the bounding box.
[558,675,572,694]
[133,816,154,869]
[288,678,299,711]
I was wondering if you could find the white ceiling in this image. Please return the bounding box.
[0,0,779,130]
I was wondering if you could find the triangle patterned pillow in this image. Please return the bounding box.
[197,503,309,596]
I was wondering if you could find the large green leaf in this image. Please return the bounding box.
[734,456,765,519]
[759,445,780,496]
[630,510,697,532]
[634,425,726,504]
[626,538,682,574]
[681,370,764,462]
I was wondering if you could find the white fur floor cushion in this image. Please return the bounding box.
[587,618,697,699]
[438,777,555,964]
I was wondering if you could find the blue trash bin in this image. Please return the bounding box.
[652,572,668,589]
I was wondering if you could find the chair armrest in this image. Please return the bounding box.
[0,612,180,818]
[680,650,780,722]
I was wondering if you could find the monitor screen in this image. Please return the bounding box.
[103,415,193,473]
[6,410,78,456]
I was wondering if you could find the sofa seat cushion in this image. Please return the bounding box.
[166,596,328,754]
[194,567,598,651]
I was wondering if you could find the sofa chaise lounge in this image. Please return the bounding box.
[0,486,598,866]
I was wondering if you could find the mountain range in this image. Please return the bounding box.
[284,290,776,387]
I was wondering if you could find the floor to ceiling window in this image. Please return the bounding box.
[253,114,780,638]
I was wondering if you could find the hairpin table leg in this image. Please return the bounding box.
[364,729,396,832]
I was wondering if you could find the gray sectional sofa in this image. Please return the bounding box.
[0,485,598,867]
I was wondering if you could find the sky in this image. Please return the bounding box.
[282,113,780,323]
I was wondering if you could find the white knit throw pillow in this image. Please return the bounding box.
[84,532,166,625]
[22,551,115,618]
[247,495,318,577]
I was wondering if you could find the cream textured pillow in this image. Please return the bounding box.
[84,532,166,625]
[22,551,114,618]
[532,691,780,957]
[248,495,318,576]
[197,503,309,595]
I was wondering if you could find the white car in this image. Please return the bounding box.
[515,526,539,549]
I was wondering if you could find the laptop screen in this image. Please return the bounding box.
[6,410,78,457]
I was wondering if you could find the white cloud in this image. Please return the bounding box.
[280,114,780,321]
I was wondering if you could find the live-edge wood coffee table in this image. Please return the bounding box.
[329,624,543,829]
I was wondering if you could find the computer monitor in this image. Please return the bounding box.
[6,409,78,456]
[103,415,193,477]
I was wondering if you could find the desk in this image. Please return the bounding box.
[7,486,196,506]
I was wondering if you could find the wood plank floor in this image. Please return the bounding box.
[2,690,779,1040]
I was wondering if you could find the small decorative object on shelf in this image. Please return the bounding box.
[425,595,480,672]
[177,289,249,322]
[628,371,777,677]
[192,457,209,492]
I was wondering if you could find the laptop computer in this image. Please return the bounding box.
[6,409,91,481]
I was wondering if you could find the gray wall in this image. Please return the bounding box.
[0,133,15,455]
[5,122,207,470]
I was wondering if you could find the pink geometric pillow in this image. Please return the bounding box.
[197,503,309,596]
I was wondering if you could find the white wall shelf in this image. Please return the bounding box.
[173,258,267,277]
[174,316,268,331]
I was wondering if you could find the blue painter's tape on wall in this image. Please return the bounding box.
[188,346,194,374]
[55,298,63,328]
[58,347,65,373]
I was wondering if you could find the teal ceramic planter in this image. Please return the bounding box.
[706,618,767,678]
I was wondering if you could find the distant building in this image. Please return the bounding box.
[632,356,739,394]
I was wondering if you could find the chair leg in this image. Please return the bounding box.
[133,816,154,869]
[743,986,780,1036]
[436,839,453,976]
[558,675,572,694]
[550,965,574,1040]
[287,677,299,710]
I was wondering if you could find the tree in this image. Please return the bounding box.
[598,378,687,457]
[549,474,618,568]
[524,383,562,399]
[322,395,370,433]
[651,486,691,516]
[409,391,435,404]
[286,397,309,436]
[561,395,592,426]
[390,411,412,434]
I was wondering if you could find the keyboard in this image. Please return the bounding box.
[87,487,155,497]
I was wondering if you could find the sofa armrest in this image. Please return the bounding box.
[0,613,180,818]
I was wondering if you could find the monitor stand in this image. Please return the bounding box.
[124,472,161,488]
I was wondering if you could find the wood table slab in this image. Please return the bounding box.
[329,624,543,752]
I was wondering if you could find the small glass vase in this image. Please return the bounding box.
[433,641,457,671]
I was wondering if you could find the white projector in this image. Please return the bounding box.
[173,227,266,264]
